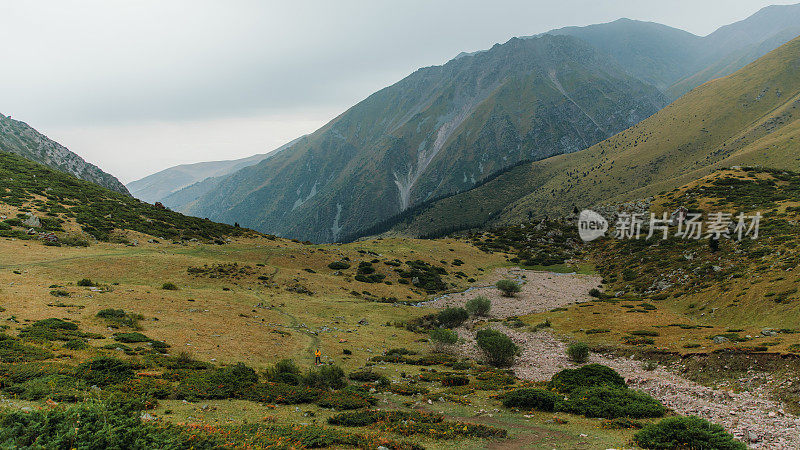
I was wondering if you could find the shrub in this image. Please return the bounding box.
[77,278,96,287]
[327,261,350,270]
[465,296,491,316]
[113,332,151,343]
[440,375,469,387]
[49,289,69,297]
[475,329,518,367]
[0,402,219,448]
[176,363,258,400]
[436,307,469,328]
[502,388,560,411]
[589,288,602,298]
[495,279,521,297]
[112,377,173,400]
[549,364,626,394]
[97,309,143,329]
[4,374,86,402]
[348,370,382,382]
[0,334,54,362]
[328,410,440,427]
[316,390,374,410]
[64,339,88,350]
[429,328,459,352]
[634,416,746,449]
[387,383,429,396]
[265,359,302,385]
[243,382,320,404]
[161,282,179,290]
[77,357,134,387]
[567,342,590,363]
[557,386,665,419]
[303,365,346,390]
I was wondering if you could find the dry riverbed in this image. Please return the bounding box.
[452,267,800,449]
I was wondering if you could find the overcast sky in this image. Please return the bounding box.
[2,0,797,183]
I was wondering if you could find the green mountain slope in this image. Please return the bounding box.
[0,113,129,196]
[185,34,666,242]
[390,35,800,237]
[0,151,246,242]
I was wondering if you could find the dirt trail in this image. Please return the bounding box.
[453,268,800,449]
[426,267,602,318]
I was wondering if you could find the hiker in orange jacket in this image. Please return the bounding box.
[314,349,321,364]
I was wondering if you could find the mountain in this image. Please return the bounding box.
[386,34,800,237]
[0,150,246,242]
[0,113,129,195]
[548,3,800,98]
[127,136,302,204]
[668,3,800,98]
[545,18,702,92]
[183,34,667,242]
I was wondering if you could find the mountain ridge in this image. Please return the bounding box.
[0,113,130,196]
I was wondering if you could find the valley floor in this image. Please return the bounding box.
[444,268,800,449]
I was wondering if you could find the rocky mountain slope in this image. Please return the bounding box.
[127,136,302,205]
[0,113,129,195]
[184,34,666,242]
[387,34,800,237]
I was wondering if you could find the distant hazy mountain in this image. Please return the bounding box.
[127,137,302,204]
[183,34,666,242]
[388,34,800,237]
[548,3,800,98]
[0,113,129,195]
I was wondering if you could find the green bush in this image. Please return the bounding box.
[475,329,518,367]
[549,364,626,394]
[4,374,86,402]
[328,410,441,427]
[567,342,590,363]
[77,278,96,287]
[634,416,746,449]
[429,328,459,351]
[316,390,375,410]
[77,357,134,387]
[0,401,219,448]
[502,388,560,411]
[327,261,350,270]
[465,296,491,316]
[303,365,346,390]
[19,319,101,342]
[436,307,469,328]
[243,382,320,404]
[176,363,258,401]
[557,386,665,419]
[161,282,179,290]
[0,334,54,362]
[97,309,143,329]
[264,359,302,385]
[348,370,382,382]
[113,332,151,343]
[63,339,88,350]
[111,377,174,401]
[440,375,469,387]
[495,279,521,297]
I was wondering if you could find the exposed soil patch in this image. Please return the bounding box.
[426,267,601,318]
